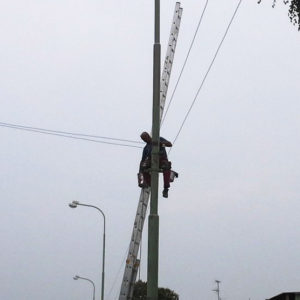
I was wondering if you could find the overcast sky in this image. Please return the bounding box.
[1,1,299,300]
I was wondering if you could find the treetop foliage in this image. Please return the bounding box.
[258,0,300,30]
[133,280,179,300]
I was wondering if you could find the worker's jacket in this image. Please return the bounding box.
[141,137,169,161]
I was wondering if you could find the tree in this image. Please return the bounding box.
[133,280,179,300]
[258,0,300,30]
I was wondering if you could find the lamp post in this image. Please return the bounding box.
[73,275,96,300]
[69,201,106,300]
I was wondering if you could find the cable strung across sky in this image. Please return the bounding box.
[161,0,210,127]
[0,122,142,149]
[0,0,243,154]
[169,0,244,154]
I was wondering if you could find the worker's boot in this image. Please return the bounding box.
[162,188,169,198]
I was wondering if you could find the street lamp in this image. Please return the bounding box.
[73,275,95,300]
[69,201,106,300]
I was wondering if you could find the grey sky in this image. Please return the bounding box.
[0,1,299,300]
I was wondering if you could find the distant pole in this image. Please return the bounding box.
[147,0,160,299]
[212,280,221,300]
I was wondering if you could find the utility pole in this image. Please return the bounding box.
[212,280,221,300]
[147,0,160,299]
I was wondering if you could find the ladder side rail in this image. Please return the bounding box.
[128,259,140,300]
[160,3,181,100]
[119,188,150,300]
[160,3,183,120]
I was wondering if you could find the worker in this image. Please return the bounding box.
[138,131,172,198]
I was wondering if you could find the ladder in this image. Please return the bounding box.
[119,3,182,300]
[160,2,183,122]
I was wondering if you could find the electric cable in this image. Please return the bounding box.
[0,123,142,149]
[161,0,210,127]
[0,121,142,144]
[170,0,243,153]
[106,245,130,300]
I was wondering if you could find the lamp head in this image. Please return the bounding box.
[73,275,79,280]
[69,201,79,208]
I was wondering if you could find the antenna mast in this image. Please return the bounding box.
[212,280,221,300]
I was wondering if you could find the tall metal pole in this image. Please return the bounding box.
[147,0,160,299]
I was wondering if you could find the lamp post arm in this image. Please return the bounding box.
[76,203,106,232]
[76,276,96,300]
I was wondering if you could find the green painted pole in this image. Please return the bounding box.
[147,0,160,300]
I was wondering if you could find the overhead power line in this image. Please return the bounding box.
[170,0,244,152]
[0,122,142,144]
[0,122,143,149]
[161,0,210,127]
[106,245,130,300]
